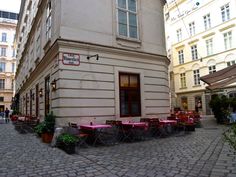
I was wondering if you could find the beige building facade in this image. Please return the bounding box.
[164,0,236,115]
[15,0,170,126]
[0,10,17,112]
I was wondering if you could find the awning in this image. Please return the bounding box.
[200,64,236,90]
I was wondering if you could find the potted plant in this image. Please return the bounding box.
[34,122,46,137]
[41,112,56,143]
[57,133,79,154]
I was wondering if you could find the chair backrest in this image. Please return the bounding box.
[67,122,79,135]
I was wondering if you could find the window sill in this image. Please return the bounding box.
[180,87,187,90]
[193,85,201,88]
[116,35,141,49]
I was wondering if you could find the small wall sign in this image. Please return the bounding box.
[62,53,80,66]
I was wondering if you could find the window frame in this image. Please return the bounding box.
[178,50,184,64]
[221,3,230,22]
[119,72,141,117]
[224,31,232,50]
[116,0,139,39]
[1,32,7,42]
[180,73,186,88]
[193,69,200,86]
[0,79,5,89]
[206,38,213,56]
[176,28,182,42]
[46,1,52,41]
[0,62,6,72]
[203,14,211,30]
[191,45,198,60]
[208,65,216,74]
[189,21,195,36]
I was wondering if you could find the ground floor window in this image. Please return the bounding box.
[119,73,141,117]
[195,96,202,112]
[181,96,188,110]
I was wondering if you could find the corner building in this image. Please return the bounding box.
[15,0,169,125]
[0,10,17,112]
[164,0,236,115]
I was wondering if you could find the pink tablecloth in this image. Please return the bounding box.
[80,124,112,130]
[159,120,177,125]
[122,122,148,128]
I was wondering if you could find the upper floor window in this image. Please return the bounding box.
[12,63,15,72]
[1,33,7,42]
[178,50,184,64]
[227,60,235,67]
[203,14,211,30]
[0,47,6,56]
[117,0,138,39]
[209,65,216,74]
[193,69,200,86]
[191,45,198,60]
[176,28,182,42]
[0,97,3,102]
[180,73,186,88]
[206,38,213,56]
[189,22,195,36]
[0,79,5,89]
[46,1,52,41]
[12,48,16,57]
[0,62,6,72]
[221,3,230,22]
[224,31,232,50]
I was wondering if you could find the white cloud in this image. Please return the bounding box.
[0,0,21,13]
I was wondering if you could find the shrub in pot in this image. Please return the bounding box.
[57,133,79,154]
[41,112,56,143]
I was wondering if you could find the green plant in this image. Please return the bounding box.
[44,112,56,133]
[57,133,79,145]
[224,123,236,150]
[34,122,46,135]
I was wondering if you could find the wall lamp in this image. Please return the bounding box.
[51,79,57,91]
[39,88,43,97]
[87,54,99,60]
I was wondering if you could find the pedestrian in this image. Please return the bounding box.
[5,108,10,123]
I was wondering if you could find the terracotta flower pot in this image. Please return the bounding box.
[41,133,53,143]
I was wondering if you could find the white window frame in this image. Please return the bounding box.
[46,1,52,41]
[177,28,182,42]
[224,31,232,50]
[1,32,7,42]
[193,69,200,86]
[180,73,186,88]
[227,60,235,67]
[116,0,138,39]
[0,79,5,89]
[206,38,213,56]
[189,22,195,36]
[208,65,216,74]
[221,3,230,22]
[0,47,6,56]
[178,50,184,64]
[0,62,6,72]
[203,14,211,30]
[191,45,198,60]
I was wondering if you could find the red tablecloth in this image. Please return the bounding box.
[80,124,112,130]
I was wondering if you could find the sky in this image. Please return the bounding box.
[0,0,21,13]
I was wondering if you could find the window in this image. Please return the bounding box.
[208,65,216,74]
[11,80,14,90]
[224,31,232,50]
[1,33,7,42]
[119,73,141,117]
[191,45,198,60]
[0,62,6,72]
[180,73,186,88]
[12,48,16,57]
[181,97,188,110]
[46,1,52,40]
[193,69,200,86]
[227,60,235,67]
[176,28,182,42]
[36,21,41,59]
[178,50,184,64]
[12,63,15,72]
[45,76,50,115]
[0,97,3,102]
[206,38,213,56]
[203,14,211,30]
[0,47,6,56]
[189,22,195,36]
[0,79,5,89]
[117,0,138,39]
[221,4,230,22]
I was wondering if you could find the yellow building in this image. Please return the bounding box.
[165,0,236,115]
[0,10,17,112]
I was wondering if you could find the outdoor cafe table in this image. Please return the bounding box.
[120,122,148,141]
[79,124,114,146]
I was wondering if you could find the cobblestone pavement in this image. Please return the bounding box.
[0,117,236,177]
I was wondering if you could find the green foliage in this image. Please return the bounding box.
[57,133,79,145]
[209,95,230,124]
[224,123,236,150]
[34,122,46,135]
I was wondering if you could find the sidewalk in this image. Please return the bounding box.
[0,116,235,177]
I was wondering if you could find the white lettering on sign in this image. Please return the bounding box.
[62,53,80,66]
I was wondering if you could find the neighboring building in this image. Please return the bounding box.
[15,0,169,125]
[0,10,18,112]
[164,0,236,115]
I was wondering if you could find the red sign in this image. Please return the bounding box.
[62,53,80,66]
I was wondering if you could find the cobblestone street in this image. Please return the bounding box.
[0,117,236,177]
